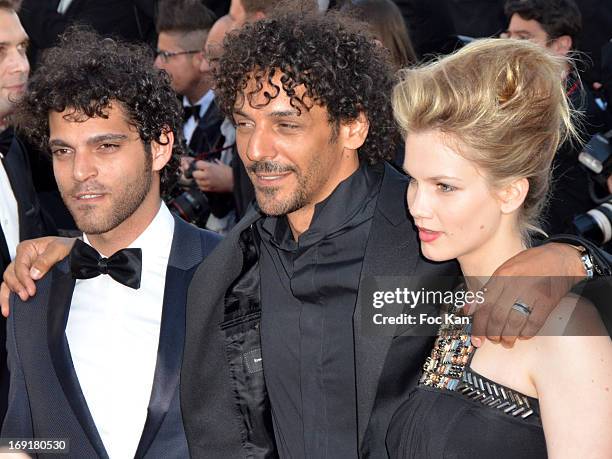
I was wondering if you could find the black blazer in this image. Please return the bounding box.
[181,163,459,458]
[0,133,53,274]
[188,100,225,157]
[1,132,55,426]
[2,216,220,458]
[190,100,235,219]
[19,0,157,68]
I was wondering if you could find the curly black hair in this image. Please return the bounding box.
[14,26,184,197]
[215,10,398,164]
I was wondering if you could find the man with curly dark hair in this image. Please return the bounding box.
[181,11,456,458]
[15,30,184,199]
[0,27,225,457]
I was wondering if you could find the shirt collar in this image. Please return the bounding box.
[183,90,215,118]
[83,202,175,259]
[0,127,14,158]
[261,162,380,250]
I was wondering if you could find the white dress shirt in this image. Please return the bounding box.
[183,89,215,146]
[65,204,175,459]
[0,152,20,260]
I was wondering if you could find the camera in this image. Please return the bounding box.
[168,160,211,228]
[573,201,612,246]
[167,145,235,228]
[578,131,612,188]
[573,131,612,247]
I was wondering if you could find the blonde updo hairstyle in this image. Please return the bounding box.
[393,38,578,241]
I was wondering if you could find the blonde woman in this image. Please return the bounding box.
[386,39,612,458]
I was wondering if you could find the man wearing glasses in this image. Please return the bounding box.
[155,0,236,233]
[154,0,217,152]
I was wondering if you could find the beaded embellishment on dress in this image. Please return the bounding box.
[419,308,474,391]
[419,306,539,420]
[456,369,536,419]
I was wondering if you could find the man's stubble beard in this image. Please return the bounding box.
[254,154,326,217]
[63,158,153,235]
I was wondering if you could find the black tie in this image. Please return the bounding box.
[70,239,142,289]
[183,105,201,122]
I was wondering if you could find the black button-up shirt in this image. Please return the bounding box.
[257,163,381,458]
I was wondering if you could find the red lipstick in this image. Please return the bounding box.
[417,226,442,243]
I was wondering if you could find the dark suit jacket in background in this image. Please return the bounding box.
[393,0,459,58]
[205,0,230,18]
[18,0,232,68]
[188,100,225,158]
[0,131,56,427]
[2,216,220,458]
[19,0,157,69]
[189,100,237,220]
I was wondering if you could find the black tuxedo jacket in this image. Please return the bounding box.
[189,100,235,219]
[181,163,459,458]
[0,132,55,426]
[2,216,220,458]
[188,100,224,157]
[0,132,53,274]
[19,0,157,68]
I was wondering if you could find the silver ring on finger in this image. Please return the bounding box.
[511,301,532,316]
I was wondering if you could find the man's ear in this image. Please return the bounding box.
[151,130,174,172]
[339,112,370,152]
[192,49,205,69]
[252,11,266,21]
[551,35,572,57]
[497,177,529,214]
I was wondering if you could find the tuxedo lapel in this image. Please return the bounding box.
[2,138,32,239]
[353,164,420,447]
[3,136,47,241]
[134,217,207,458]
[0,151,14,272]
[0,223,10,274]
[47,260,108,458]
[188,101,224,155]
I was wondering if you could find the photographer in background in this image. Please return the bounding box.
[155,0,236,233]
[503,0,608,235]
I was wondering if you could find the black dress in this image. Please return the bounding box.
[386,316,548,459]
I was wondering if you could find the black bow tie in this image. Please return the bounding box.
[69,239,142,289]
[183,104,201,122]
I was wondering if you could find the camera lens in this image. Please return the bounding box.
[169,190,210,227]
[572,202,612,245]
